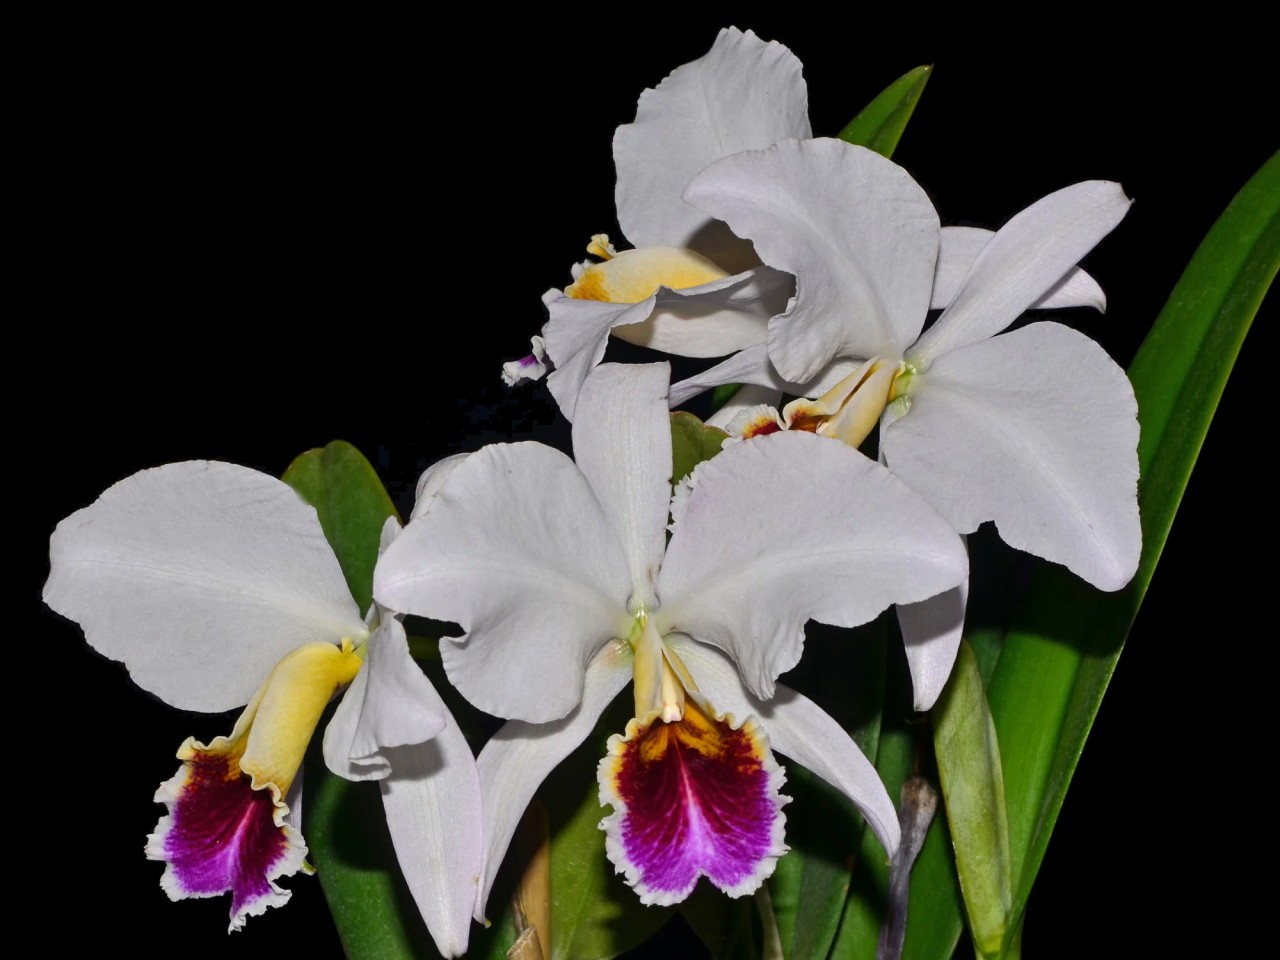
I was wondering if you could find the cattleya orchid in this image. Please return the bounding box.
[375,362,968,910]
[43,462,482,956]
[667,139,1142,709]
[506,26,808,420]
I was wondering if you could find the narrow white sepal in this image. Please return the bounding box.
[932,227,1106,313]
[897,574,969,712]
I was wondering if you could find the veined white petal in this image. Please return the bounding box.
[379,716,484,958]
[911,182,1130,365]
[668,637,900,857]
[885,323,1141,589]
[474,642,632,922]
[323,617,446,781]
[655,432,968,700]
[684,138,939,382]
[897,576,969,712]
[44,461,367,713]
[374,443,632,724]
[614,26,810,267]
[932,227,1106,313]
[573,364,672,611]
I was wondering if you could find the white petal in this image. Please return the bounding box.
[412,454,475,520]
[323,617,447,781]
[668,343,859,409]
[572,363,672,610]
[911,182,1130,364]
[614,26,811,266]
[474,642,632,922]
[379,715,484,958]
[932,227,1106,313]
[655,432,968,700]
[896,575,969,712]
[684,138,939,382]
[374,443,632,724]
[44,461,366,712]
[885,323,1141,589]
[612,266,788,356]
[544,271,784,423]
[706,383,785,430]
[668,637,900,857]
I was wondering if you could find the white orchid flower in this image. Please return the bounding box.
[375,362,968,912]
[506,27,810,421]
[43,461,482,956]
[668,139,1141,710]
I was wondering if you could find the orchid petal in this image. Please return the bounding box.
[932,227,1106,313]
[669,637,900,857]
[544,271,784,422]
[896,575,969,712]
[656,432,968,700]
[573,363,672,610]
[44,461,367,713]
[706,383,785,431]
[910,182,1131,365]
[375,443,632,723]
[614,26,810,267]
[668,342,859,409]
[412,454,475,520]
[323,617,447,781]
[885,323,1141,589]
[379,718,484,959]
[474,642,632,921]
[684,138,940,381]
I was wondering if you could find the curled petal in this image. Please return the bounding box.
[886,323,1141,589]
[615,25,810,266]
[323,617,447,781]
[44,461,367,712]
[412,453,477,521]
[598,693,788,905]
[375,443,632,723]
[656,431,968,700]
[668,342,859,409]
[685,138,940,381]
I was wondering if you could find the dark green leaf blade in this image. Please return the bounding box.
[837,66,932,159]
[282,439,400,613]
[986,151,1278,953]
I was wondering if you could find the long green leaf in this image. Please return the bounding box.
[284,442,424,958]
[985,151,1278,953]
[282,439,400,613]
[931,642,1011,958]
[838,66,932,159]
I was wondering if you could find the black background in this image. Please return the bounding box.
[27,12,1274,958]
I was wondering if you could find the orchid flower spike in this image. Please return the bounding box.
[375,362,968,914]
[504,27,811,420]
[670,139,1141,710]
[44,462,482,956]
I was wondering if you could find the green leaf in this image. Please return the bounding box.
[282,439,400,612]
[984,151,1278,954]
[931,642,1011,958]
[545,695,673,960]
[670,411,729,484]
[837,66,932,159]
[302,746,438,958]
[682,885,762,960]
[710,383,745,413]
[284,442,416,958]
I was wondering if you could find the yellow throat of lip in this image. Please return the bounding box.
[565,234,730,304]
[783,357,911,449]
[629,614,698,724]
